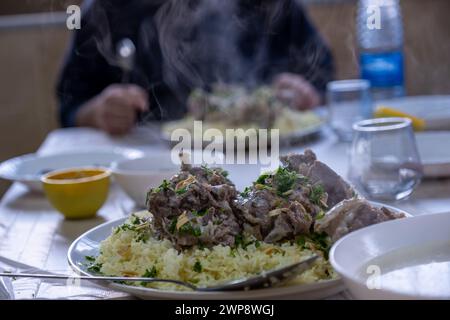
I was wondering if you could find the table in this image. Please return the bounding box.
[1,127,449,299]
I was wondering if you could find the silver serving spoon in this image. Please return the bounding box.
[0,255,317,292]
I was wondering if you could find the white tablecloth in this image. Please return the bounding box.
[1,126,449,299]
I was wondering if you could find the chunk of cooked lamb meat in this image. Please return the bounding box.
[234,166,326,243]
[281,149,355,208]
[314,198,405,242]
[147,162,240,249]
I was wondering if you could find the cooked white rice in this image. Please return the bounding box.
[94,212,336,291]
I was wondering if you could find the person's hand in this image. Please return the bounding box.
[76,84,149,135]
[273,73,321,110]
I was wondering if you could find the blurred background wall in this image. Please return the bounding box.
[0,0,449,195]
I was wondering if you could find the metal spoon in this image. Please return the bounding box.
[0,255,317,292]
[115,37,147,123]
[116,38,136,83]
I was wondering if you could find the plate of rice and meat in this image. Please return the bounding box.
[68,150,408,299]
[161,85,326,147]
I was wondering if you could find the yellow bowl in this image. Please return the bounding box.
[41,168,110,219]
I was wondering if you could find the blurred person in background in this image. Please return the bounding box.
[57,0,334,135]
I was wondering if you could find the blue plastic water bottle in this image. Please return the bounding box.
[357,0,405,100]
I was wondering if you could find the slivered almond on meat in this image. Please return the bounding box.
[292,201,307,213]
[134,221,150,230]
[175,175,197,191]
[268,208,289,217]
[176,211,189,230]
[268,208,283,217]
[320,197,328,208]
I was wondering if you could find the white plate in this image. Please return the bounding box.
[67,202,409,300]
[330,211,450,300]
[0,148,144,192]
[161,109,327,149]
[416,132,450,178]
[67,217,344,300]
[377,95,450,130]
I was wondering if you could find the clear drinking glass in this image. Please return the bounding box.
[327,79,372,142]
[349,117,423,201]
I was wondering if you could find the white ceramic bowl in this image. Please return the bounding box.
[330,211,450,299]
[112,151,279,207]
[111,155,179,207]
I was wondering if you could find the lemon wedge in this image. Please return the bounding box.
[374,106,426,131]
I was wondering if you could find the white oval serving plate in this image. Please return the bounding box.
[67,202,409,300]
[67,217,344,300]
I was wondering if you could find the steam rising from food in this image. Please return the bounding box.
[77,0,333,122]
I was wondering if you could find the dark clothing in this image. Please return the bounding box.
[57,0,334,127]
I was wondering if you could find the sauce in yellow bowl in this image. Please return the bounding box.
[41,168,110,219]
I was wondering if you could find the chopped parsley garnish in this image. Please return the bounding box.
[170,218,202,237]
[143,266,158,278]
[87,262,103,273]
[273,167,298,196]
[141,266,158,286]
[234,234,259,250]
[240,186,251,198]
[201,164,214,176]
[295,235,306,248]
[136,232,150,243]
[131,215,144,225]
[175,187,188,195]
[310,232,330,249]
[254,167,299,197]
[153,180,172,193]
[84,255,96,262]
[255,173,270,185]
[316,210,326,220]
[169,217,177,234]
[220,170,229,178]
[234,234,244,247]
[192,208,209,217]
[114,215,150,243]
[193,261,203,273]
[193,227,202,237]
[310,232,331,258]
[160,179,171,190]
[179,222,202,237]
[114,223,136,234]
[310,184,325,206]
[201,165,228,178]
[296,232,331,259]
